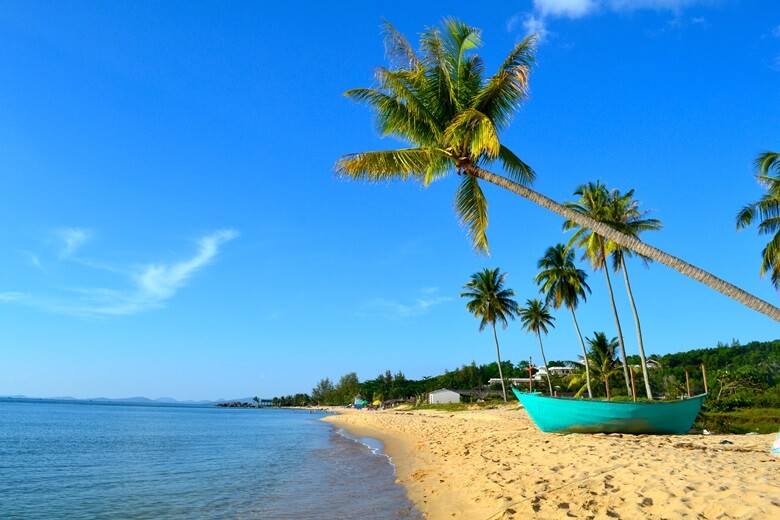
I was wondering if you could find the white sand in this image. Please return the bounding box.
[323,406,778,519]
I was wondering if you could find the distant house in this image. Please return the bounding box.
[428,388,461,405]
[488,377,532,386]
[632,359,662,370]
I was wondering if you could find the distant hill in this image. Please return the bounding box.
[0,395,223,405]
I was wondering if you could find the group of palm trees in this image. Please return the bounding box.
[461,268,558,401]
[335,17,780,398]
[461,179,661,403]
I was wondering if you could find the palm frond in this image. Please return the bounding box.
[420,25,457,118]
[345,86,437,145]
[761,231,780,284]
[454,174,490,253]
[495,145,535,185]
[336,148,447,182]
[474,34,537,130]
[381,20,421,71]
[736,202,757,230]
[755,151,780,176]
[756,214,780,236]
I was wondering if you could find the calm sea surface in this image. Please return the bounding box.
[0,399,421,519]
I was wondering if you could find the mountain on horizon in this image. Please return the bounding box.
[1,395,222,405]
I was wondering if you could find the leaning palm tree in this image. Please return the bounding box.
[564,181,632,396]
[737,151,780,288]
[335,19,780,322]
[534,243,593,398]
[519,299,555,396]
[607,189,662,399]
[461,268,520,401]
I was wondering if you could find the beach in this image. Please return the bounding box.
[323,406,778,520]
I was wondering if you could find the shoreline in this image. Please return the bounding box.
[322,405,778,519]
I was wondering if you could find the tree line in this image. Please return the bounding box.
[267,338,779,410]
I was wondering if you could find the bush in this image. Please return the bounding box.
[698,408,780,434]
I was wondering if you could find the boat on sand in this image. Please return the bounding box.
[512,388,706,434]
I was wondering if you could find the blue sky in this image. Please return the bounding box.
[1,0,779,400]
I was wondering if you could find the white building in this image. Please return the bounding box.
[428,388,461,404]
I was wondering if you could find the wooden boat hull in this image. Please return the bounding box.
[512,389,706,434]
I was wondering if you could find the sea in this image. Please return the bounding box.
[0,398,422,519]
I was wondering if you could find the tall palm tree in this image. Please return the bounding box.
[737,151,780,288]
[607,189,662,399]
[519,299,555,396]
[564,181,632,396]
[461,268,520,401]
[534,244,593,398]
[335,19,780,322]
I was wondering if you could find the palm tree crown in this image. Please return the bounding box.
[461,268,520,331]
[605,189,662,269]
[535,244,590,311]
[519,298,555,395]
[585,332,622,400]
[736,151,780,288]
[519,298,555,336]
[337,19,536,252]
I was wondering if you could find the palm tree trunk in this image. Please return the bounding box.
[536,332,554,395]
[468,166,780,322]
[570,308,592,398]
[601,248,632,395]
[491,323,507,401]
[621,262,653,399]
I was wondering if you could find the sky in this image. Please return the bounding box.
[1,0,779,401]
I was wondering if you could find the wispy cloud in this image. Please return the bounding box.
[0,229,239,318]
[514,0,713,40]
[535,0,598,18]
[359,287,452,318]
[57,227,92,258]
[608,0,710,12]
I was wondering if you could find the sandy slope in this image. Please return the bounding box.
[323,406,778,520]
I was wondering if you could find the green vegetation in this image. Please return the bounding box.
[698,408,780,435]
[269,339,779,433]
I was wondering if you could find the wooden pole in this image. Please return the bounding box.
[629,367,637,402]
[685,370,691,398]
[701,364,708,394]
[528,357,533,393]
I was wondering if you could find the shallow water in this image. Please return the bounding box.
[0,399,421,519]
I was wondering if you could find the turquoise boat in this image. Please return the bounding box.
[512,388,706,434]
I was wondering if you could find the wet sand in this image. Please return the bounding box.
[323,406,778,519]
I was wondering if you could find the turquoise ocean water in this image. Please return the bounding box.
[0,399,421,519]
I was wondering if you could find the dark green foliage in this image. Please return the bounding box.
[269,339,780,426]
